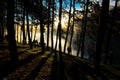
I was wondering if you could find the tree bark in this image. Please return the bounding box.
[104,0,118,64]
[31,25,33,42]
[26,8,33,49]
[33,25,37,41]
[81,0,89,58]
[63,0,72,54]
[94,0,110,68]
[51,0,55,52]
[69,0,75,55]
[46,0,51,50]
[40,0,45,53]
[22,1,26,45]
[58,0,62,53]
[55,27,59,52]
[0,1,4,43]
[7,0,18,62]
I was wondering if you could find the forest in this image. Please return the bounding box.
[0,0,120,80]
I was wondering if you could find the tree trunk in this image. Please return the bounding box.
[22,1,26,45]
[58,0,62,53]
[63,0,72,54]
[94,0,110,68]
[15,1,18,42]
[55,26,59,52]
[46,0,51,50]
[81,0,89,58]
[51,0,55,52]
[40,0,45,53]
[69,0,75,55]
[104,0,118,64]
[58,0,66,80]
[0,2,4,43]
[20,27,22,43]
[26,9,33,49]
[2,6,4,42]
[77,32,82,56]
[16,24,19,41]
[31,25,33,42]
[77,0,87,57]
[7,0,18,63]
[33,25,37,41]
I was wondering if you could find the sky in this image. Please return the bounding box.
[73,0,117,11]
[54,0,118,12]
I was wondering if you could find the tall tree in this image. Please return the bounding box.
[77,1,86,57]
[33,25,38,41]
[14,0,18,42]
[58,0,66,79]
[51,0,55,52]
[2,2,5,39]
[63,0,72,54]
[104,0,118,64]
[31,24,33,42]
[81,0,89,58]
[22,0,26,45]
[46,0,51,50]
[94,0,110,68]
[69,0,75,55]
[40,0,45,53]
[54,0,62,53]
[16,24,19,41]
[20,27,22,43]
[0,1,5,43]
[55,26,59,52]
[77,32,82,56]
[58,0,62,53]
[7,0,18,62]
[76,0,87,56]
[26,2,33,49]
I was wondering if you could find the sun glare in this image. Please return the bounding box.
[54,14,69,30]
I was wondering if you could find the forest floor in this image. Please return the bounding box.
[0,42,120,80]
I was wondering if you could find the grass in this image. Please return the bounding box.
[0,42,120,80]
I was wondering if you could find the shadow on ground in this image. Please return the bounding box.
[0,44,120,80]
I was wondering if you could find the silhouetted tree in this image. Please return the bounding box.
[16,24,19,41]
[51,0,55,52]
[58,0,62,53]
[7,0,18,62]
[58,0,66,79]
[33,24,38,41]
[31,24,33,42]
[55,26,59,53]
[77,32,82,56]
[55,0,62,54]
[104,0,118,64]
[22,0,26,45]
[46,0,51,50]
[76,0,87,57]
[94,0,110,68]
[63,0,72,54]
[19,26,22,43]
[69,0,75,55]
[81,0,89,58]
[26,2,33,49]
[0,1,5,43]
[40,0,45,53]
